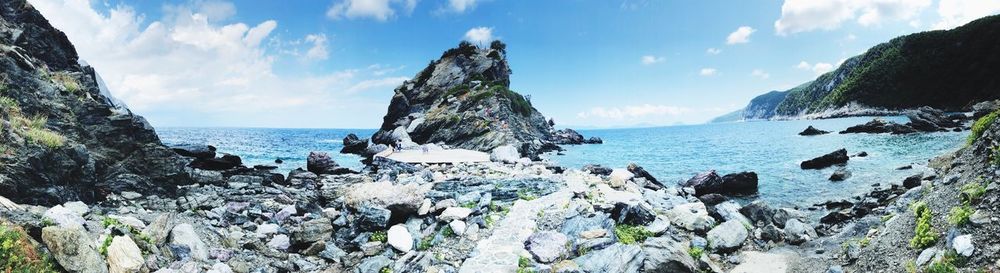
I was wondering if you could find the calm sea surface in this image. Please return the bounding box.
[158,116,966,209]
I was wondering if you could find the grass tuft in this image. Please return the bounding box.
[947,205,973,226]
[24,128,65,148]
[688,247,704,259]
[0,224,57,273]
[614,225,652,245]
[369,230,387,243]
[969,110,1000,145]
[51,72,81,94]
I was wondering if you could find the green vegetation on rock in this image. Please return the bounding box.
[370,230,388,242]
[688,246,704,259]
[0,224,57,273]
[1,96,66,149]
[969,111,1000,145]
[614,225,652,245]
[947,205,973,226]
[909,201,938,249]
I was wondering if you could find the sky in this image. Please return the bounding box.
[27,0,1000,129]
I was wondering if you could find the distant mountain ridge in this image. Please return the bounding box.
[715,14,1000,122]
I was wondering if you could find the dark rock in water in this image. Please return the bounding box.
[275,158,283,164]
[611,202,656,226]
[170,144,216,159]
[799,126,830,136]
[839,118,916,134]
[906,107,959,132]
[585,137,604,144]
[355,206,390,232]
[896,165,913,170]
[855,151,868,157]
[573,244,645,273]
[903,174,923,189]
[190,154,243,170]
[340,133,368,155]
[307,151,339,174]
[698,194,728,206]
[253,165,278,171]
[682,170,758,196]
[820,210,852,225]
[627,163,663,188]
[817,200,854,210]
[801,149,849,169]
[829,168,851,181]
[582,164,613,176]
[552,128,586,144]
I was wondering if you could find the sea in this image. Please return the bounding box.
[158,116,966,210]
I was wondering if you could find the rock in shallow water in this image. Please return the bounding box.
[801,149,849,170]
[798,125,830,136]
[682,170,758,196]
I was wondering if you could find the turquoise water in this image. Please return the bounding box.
[158,116,966,209]
[548,116,966,208]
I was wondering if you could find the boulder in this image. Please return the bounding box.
[706,220,748,252]
[608,168,635,186]
[627,163,663,188]
[682,170,758,196]
[800,149,849,170]
[449,220,467,236]
[387,224,413,252]
[665,202,715,232]
[344,181,426,215]
[829,168,851,181]
[489,145,521,164]
[953,235,974,257]
[839,118,916,134]
[439,207,473,222]
[582,164,613,176]
[610,201,656,226]
[267,234,290,251]
[903,174,923,189]
[107,236,143,273]
[739,200,776,227]
[170,144,216,159]
[525,231,570,263]
[783,219,817,245]
[711,201,752,227]
[552,128,586,144]
[972,100,1000,119]
[43,205,86,228]
[42,227,108,273]
[573,244,645,273]
[340,133,369,155]
[906,107,959,131]
[170,223,208,261]
[306,151,339,174]
[292,218,333,245]
[355,206,391,232]
[584,137,604,144]
[190,154,243,170]
[798,126,830,136]
[641,237,698,273]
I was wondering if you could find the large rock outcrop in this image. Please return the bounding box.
[0,0,191,205]
[368,41,559,158]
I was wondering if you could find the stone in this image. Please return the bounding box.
[208,263,233,273]
[682,170,758,196]
[63,201,89,216]
[760,224,783,242]
[319,243,348,262]
[170,144,216,159]
[903,174,923,189]
[798,126,830,136]
[449,220,467,236]
[340,133,369,155]
[829,168,851,181]
[344,181,426,214]
[712,201,752,227]
[800,149,849,170]
[306,151,339,174]
[357,256,392,273]
[706,220,748,252]
[256,223,280,237]
[916,247,939,266]
[783,219,817,245]
[170,223,209,261]
[267,234,291,251]
[953,235,974,257]
[293,218,333,245]
[580,229,607,239]
[627,163,663,188]
[387,224,413,252]
[525,231,570,263]
[440,207,473,222]
[43,205,86,228]
[729,252,788,273]
[107,236,143,273]
[582,164,613,176]
[552,260,581,273]
[608,168,635,186]
[839,118,917,134]
[641,237,698,273]
[42,227,108,273]
[417,199,432,215]
[665,202,715,232]
[610,201,656,226]
[355,206,391,232]
[739,200,776,226]
[490,145,522,164]
[573,244,644,273]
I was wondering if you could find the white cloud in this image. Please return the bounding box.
[796,61,835,75]
[726,26,755,44]
[446,0,478,13]
[326,0,416,21]
[932,0,1000,29]
[751,69,770,79]
[304,34,329,61]
[464,27,493,44]
[774,0,932,36]
[706,48,722,55]
[576,104,690,120]
[29,0,407,128]
[640,55,664,65]
[699,68,717,76]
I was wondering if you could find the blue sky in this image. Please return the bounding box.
[28,0,1000,128]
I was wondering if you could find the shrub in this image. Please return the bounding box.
[925,255,957,273]
[968,110,1000,145]
[0,224,57,273]
[960,181,987,204]
[614,225,653,245]
[947,205,973,226]
[688,247,704,259]
[380,267,393,273]
[417,236,433,251]
[516,256,534,273]
[370,230,387,242]
[51,72,81,94]
[24,128,65,148]
[909,201,938,249]
[0,97,19,116]
[98,235,113,257]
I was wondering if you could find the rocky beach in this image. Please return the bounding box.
[3,1,1000,273]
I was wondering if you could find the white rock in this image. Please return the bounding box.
[267,234,291,251]
[109,215,147,230]
[207,263,233,273]
[449,220,467,236]
[418,199,432,216]
[322,208,340,219]
[43,205,86,228]
[665,202,716,232]
[256,223,280,238]
[387,225,413,252]
[916,247,939,266]
[489,145,521,164]
[63,201,89,216]
[953,235,974,257]
[107,236,144,273]
[609,168,634,187]
[170,223,209,261]
[120,191,142,200]
[439,207,473,222]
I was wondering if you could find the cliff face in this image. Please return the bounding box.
[0,0,190,205]
[741,90,791,120]
[372,41,555,155]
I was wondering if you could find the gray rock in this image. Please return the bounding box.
[641,237,698,273]
[356,255,392,273]
[952,235,974,257]
[706,220,748,252]
[319,243,348,262]
[170,223,209,261]
[490,145,521,164]
[356,206,391,231]
[387,224,413,252]
[293,218,333,244]
[307,151,339,174]
[829,168,851,181]
[267,234,291,251]
[573,244,645,273]
[41,227,108,273]
[665,202,715,232]
[916,247,939,266]
[783,219,817,245]
[526,231,570,263]
[713,201,751,227]
[610,201,656,226]
[739,200,776,227]
[106,236,143,273]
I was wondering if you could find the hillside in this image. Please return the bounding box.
[742,89,792,120]
[722,15,1000,120]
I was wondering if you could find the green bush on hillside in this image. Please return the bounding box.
[0,224,57,273]
[969,111,1000,145]
[909,201,938,249]
[614,225,652,245]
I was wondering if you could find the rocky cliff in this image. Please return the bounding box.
[0,0,190,206]
[741,89,792,120]
[370,41,560,157]
[726,15,1000,120]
